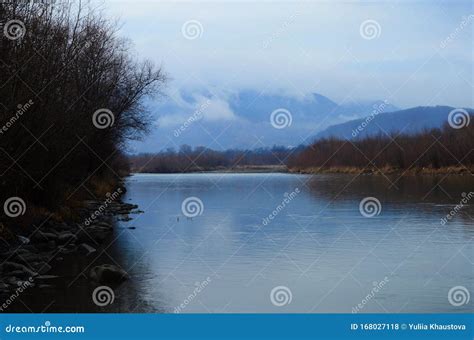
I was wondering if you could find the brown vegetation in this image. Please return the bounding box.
[287,123,474,174]
[129,146,292,173]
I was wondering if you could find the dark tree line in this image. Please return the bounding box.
[129,146,293,173]
[0,2,165,212]
[287,123,474,172]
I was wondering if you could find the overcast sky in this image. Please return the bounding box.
[100,0,473,109]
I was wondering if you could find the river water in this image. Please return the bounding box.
[107,173,473,313]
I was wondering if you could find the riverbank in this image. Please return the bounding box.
[0,191,139,311]
[289,166,474,175]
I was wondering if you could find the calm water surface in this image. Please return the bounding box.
[110,173,473,313]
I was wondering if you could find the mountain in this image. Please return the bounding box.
[314,106,474,141]
[130,89,399,152]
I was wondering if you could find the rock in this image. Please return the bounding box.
[31,231,58,242]
[119,215,133,222]
[33,262,52,274]
[35,275,59,281]
[38,284,55,289]
[89,264,129,285]
[18,235,30,244]
[78,243,96,256]
[81,225,112,243]
[2,261,38,277]
[57,232,77,244]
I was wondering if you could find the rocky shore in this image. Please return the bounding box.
[0,193,140,306]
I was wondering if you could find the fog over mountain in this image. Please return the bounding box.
[130,89,399,152]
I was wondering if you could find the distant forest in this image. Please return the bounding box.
[287,123,474,172]
[130,123,474,174]
[129,146,294,173]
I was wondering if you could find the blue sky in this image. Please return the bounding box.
[102,0,473,108]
